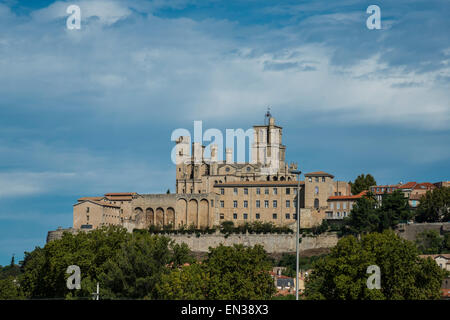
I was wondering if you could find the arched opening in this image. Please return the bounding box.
[166,207,175,228]
[176,198,188,228]
[199,199,209,228]
[187,199,198,228]
[155,207,164,226]
[134,207,143,216]
[280,176,285,181]
[314,198,319,209]
[145,208,154,226]
[273,176,278,181]
[267,176,271,181]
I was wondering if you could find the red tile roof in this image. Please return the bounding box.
[328,190,367,201]
[413,182,436,190]
[398,182,417,189]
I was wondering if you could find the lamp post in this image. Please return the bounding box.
[290,169,301,300]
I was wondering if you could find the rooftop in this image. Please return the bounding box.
[304,171,335,178]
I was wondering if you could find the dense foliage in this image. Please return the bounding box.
[349,174,377,195]
[18,226,193,299]
[305,230,446,300]
[1,226,277,300]
[277,253,327,278]
[415,230,450,254]
[157,244,276,300]
[340,190,412,236]
[148,221,293,236]
[415,187,450,223]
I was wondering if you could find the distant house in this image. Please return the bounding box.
[370,181,442,209]
[326,191,367,220]
[270,267,295,296]
[419,254,450,298]
[419,254,450,272]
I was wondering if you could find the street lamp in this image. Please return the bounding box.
[289,169,301,300]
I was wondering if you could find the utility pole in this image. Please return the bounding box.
[290,169,301,300]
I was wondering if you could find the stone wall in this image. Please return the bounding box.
[166,232,339,253]
[395,222,450,242]
[46,228,339,254]
[46,227,78,243]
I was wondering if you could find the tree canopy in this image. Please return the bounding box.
[415,187,450,223]
[341,190,411,236]
[157,244,276,300]
[19,226,193,300]
[305,230,446,300]
[349,174,377,195]
[415,230,450,254]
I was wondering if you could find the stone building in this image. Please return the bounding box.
[326,191,367,220]
[73,115,350,232]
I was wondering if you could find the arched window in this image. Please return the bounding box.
[314,198,319,209]
[315,186,319,195]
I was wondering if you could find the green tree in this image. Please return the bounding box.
[20,226,131,299]
[415,187,450,223]
[203,244,275,299]
[0,276,24,300]
[415,230,443,254]
[99,233,193,299]
[157,263,209,299]
[444,233,450,252]
[305,230,445,300]
[278,253,327,278]
[158,244,276,300]
[341,195,379,235]
[20,226,194,300]
[349,174,376,195]
[342,191,411,236]
[0,256,21,280]
[377,190,411,230]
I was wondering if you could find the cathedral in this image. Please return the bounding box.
[73,114,351,232]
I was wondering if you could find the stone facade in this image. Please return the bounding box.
[72,115,350,232]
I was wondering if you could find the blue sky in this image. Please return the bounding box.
[0,0,449,265]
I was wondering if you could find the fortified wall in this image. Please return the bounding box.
[395,222,450,242]
[47,228,338,253]
[167,232,338,253]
